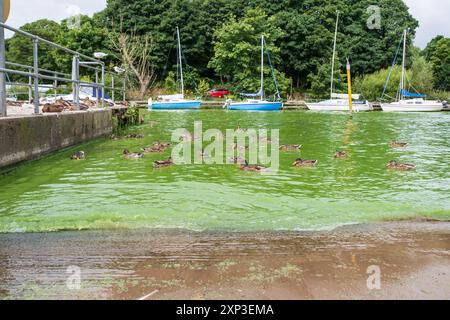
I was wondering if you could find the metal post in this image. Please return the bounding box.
[123,77,126,102]
[28,68,32,103]
[111,74,115,103]
[0,2,7,117]
[72,55,80,110]
[53,72,58,99]
[95,68,99,104]
[101,63,105,107]
[33,39,40,114]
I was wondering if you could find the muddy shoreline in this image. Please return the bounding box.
[0,221,449,300]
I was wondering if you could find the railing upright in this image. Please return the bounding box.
[0,2,6,117]
[32,39,39,114]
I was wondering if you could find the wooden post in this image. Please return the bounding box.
[346,58,353,113]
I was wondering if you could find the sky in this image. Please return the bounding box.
[4,0,450,48]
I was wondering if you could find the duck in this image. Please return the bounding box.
[334,150,347,159]
[70,151,85,160]
[126,133,145,139]
[229,156,246,164]
[279,144,302,151]
[386,160,415,171]
[236,123,247,132]
[142,141,171,153]
[123,149,144,159]
[240,161,267,172]
[154,157,173,168]
[292,158,318,167]
[390,141,408,148]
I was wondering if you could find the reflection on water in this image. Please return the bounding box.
[0,111,449,232]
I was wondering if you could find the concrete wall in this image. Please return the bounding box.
[0,109,112,168]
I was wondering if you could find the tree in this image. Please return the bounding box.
[208,8,289,96]
[428,38,450,91]
[110,31,157,99]
[6,19,62,73]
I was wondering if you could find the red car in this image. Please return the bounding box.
[208,88,231,98]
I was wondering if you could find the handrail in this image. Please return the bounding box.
[0,18,127,117]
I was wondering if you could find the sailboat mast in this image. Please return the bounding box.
[177,27,184,98]
[261,35,264,101]
[400,29,407,101]
[330,11,339,100]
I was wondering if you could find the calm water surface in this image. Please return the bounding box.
[0,110,449,232]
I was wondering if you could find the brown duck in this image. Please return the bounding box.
[292,158,318,167]
[279,144,302,151]
[123,149,144,159]
[386,160,415,171]
[390,141,408,148]
[334,151,347,159]
[154,157,173,168]
[70,151,85,160]
[240,161,267,172]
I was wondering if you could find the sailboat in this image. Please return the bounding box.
[148,27,201,110]
[381,30,444,112]
[306,12,371,112]
[225,35,283,111]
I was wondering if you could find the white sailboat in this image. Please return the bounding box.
[381,30,443,112]
[148,27,201,110]
[306,12,371,112]
[226,35,283,111]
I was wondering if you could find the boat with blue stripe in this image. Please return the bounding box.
[227,100,282,111]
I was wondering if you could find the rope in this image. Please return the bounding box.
[381,33,404,101]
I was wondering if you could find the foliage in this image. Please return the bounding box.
[196,79,211,98]
[427,38,450,91]
[164,71,177,94]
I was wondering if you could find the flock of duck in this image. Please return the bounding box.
[69,125,416,172]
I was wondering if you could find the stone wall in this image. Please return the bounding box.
[0,109,112,168]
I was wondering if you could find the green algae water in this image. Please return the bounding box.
[0,110,449,233]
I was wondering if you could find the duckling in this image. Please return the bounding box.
[390,141,408,148]
[236,123,247,132]
[386,160,415,171]
[240,161,267,172]
[154,157,173,168]
[110,134,120,140]
[292,158,318,167]
[279,144,302,151]
[123,149,144,159]
[334,150,347,159]
[259,136,272,144]
[70,151,85,160]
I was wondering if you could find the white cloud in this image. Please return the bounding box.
[404,0,450,48]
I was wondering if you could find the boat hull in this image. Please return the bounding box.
[306,102,372,112]
[228,102,282,111]
[149,101,201,110]
[381,103,443,112]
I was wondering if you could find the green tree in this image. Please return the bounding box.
[208,8,289,96]
[428,38,450,91]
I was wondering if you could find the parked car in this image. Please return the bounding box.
[208,88,231,98]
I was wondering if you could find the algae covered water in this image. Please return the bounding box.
[0,110,449,233]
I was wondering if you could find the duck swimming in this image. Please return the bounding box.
[126,133,145,139]
[240,161,267,172]
[292,158,318,167]
[386,160,416,171]
[154,157,173,168]
[390,141,408,148]
[70,151,85,160]
[123,149,144,159]
[142,141,171,153]
[279,144,302,151]
[334,151,347,159]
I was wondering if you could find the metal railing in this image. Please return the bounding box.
[0,3,126,117]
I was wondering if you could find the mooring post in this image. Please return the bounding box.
[0,2,7,117]
[32,38,40,114]
[53,72,58,99]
